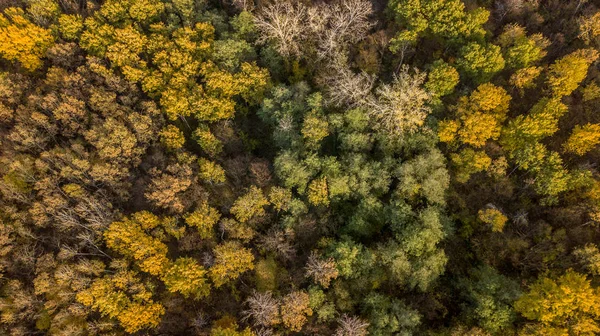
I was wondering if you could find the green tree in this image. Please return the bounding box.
[459,266,520,333]
[425,60,460,97]
[497,24,549,69]
[457,42,505,83]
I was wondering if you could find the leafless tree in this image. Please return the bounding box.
[317,0,375,58]
[334,315,369,336]
[255,0,374,60]
[365,66,431,135]
[255,1,308,58]
[305,251,339,288]
[243,291,280,327]
[258,229,296,260]
[321,65,375,107]
[226,0,254,11]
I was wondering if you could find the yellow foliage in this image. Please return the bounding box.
[104,213,170,276]
[160,125,185,151]
[184,201,221,239]
[510,66,542,90]
[515,270,600,336]
[210,241,254,288]
[458,112,500,147]
[280,291,313,332]
[76,271,164,333]
[308,177,330,206]
[563,123,600,156]
[0,8,54,71]
[161,257,210,299]
[230,186,269,222]
[438,119,460,143]
[198,158,226,184]
[547,49,599,97]
[478,208,508,232]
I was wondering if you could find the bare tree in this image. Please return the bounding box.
[365,66,431,135]
[255,1,307,58]
[226,0,254,11]
[255,0,374,60]
[321,65,375,107]
[243,291,280,327]
[318,0,375,58]
[335,315,369,336]
[305,251,339,288]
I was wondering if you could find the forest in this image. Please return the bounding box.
[1,0,600,335]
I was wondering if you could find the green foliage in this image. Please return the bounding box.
[425,60,460,97]
[363,293,421,336]
[457,42,505,83]
[388,0,488,48]
[459,266,520,333]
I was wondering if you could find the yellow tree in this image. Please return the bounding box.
[515,270,600,335]
[210,241,255,288]
[184,201,221,239]
[230,186,269,223]
[76,270,165,333]
[563,123,600,156]
[547,49,599,97]
[104,212,170,276]
[161,257,210,299]
[280,291,313,332]
[0,8,54,71]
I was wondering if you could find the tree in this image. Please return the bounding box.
[161,257,210,299]
[579,12,600,46]
[459,266,520,333]
[496,24,549,69]
[305,251,339,288]
[478,208,508,232]
[76,270,165,333]
[367,66,431,135]
[574,244,600,276]
[388,0,488,47]
[210,241,255,288]
[280,291,313,332]
[515,270,600,335]
[363,293,421,336]
[0,8,54,71]
[307,177,330,206]
[160,125,185,151]
[547,49,599,97]
[185,201,221,239]
[198,158,227,184]
[335,315,369,336]
[243,291,280,327]
[457,42,505,83]
[104,212,170,276]
[451,149,492,183]
[425,60,460,97]
[563,123,600,155]
[230,186,269,222]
